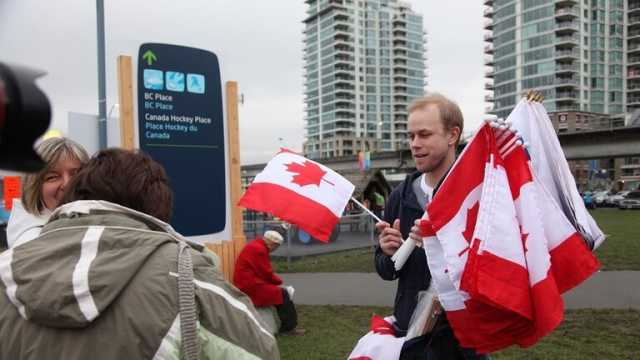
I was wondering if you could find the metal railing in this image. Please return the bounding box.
[243,212,379,263]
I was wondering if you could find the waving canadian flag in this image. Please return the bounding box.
[238,149,355,242]
[423,122,600,353]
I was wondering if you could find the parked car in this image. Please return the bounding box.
[582,193,596,209]
[593,191,610,207]
[607,191,631,207]
[618,191,640,210]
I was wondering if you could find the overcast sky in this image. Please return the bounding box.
[0,0,484,165]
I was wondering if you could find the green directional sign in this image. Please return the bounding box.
[142,50,157,65]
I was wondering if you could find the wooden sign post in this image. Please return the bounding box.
[208,81,246,281]
[117,55,135,150]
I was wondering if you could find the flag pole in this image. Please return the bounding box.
[351,196,383,223]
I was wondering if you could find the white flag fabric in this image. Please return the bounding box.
[348,315,405,360]
[507,100,605,249]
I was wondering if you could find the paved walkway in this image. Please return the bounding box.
[281,271,640,310]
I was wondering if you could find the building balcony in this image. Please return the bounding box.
[333,18,351,29]
[555,7,579,19]
[628,83,640,93]
[556,34,579,46]
[393,28,407,38]
[393,60,408,68]
[630,16,640,26]
[335,84,355,91]
[334,43,353,52]
[394,105,408,113]
[555,77,579,86]
[394,86,408,93]
[334,23,350,32]
[334,94,354,102]
[334,114,355,120]
[555,49,579,59]
[394,68,408,75]
[484,44,494,54]
[484,0,493,5]
[484,32,494,42]
[556,105,579,111]
[555,21,579,33]
[629,30,640,41]
[485,105,494,113]
[335,62,354,70]
[629,70,640,79]
[629,44,640,53]
[555,91,578,100]
[628,96,640,105]
[484,56,494,66]
[333,12,350,22]
[485,70,494,78]
[555,0,577,5]
[485,94,494,102]
[393,18,407,28]
[484,7,494,18]
[393,39,408,47]
[630,1,640,14]
[335,103,356,111]
[484,19,493,30]
[556,64,579,73]
[485,80,494,90]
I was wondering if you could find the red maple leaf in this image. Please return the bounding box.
[519,225,529,254]
[462,202,480,244]
[285,160,333,187]
[459,202,480,257]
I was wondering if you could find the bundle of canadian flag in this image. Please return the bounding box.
[421,101,601,353]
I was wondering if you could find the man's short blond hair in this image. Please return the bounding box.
[408,93,464,145]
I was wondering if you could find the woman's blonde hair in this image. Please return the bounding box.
[21,137,89,215]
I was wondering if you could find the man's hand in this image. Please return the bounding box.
[376,219,402,257]
[409,219,425,247]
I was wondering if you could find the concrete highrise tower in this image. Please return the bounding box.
[303,0,427,159]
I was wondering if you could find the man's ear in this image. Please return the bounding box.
[448,126,461,146]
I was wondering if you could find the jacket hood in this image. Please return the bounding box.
[0,200,199,329]
[399,171,424,212]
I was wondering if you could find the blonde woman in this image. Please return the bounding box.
[7,137,89,247]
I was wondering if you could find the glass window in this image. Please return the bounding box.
[590,77,604,89]
[609,51,623,63]
[609,78,623,90]
[609,65,622,76]
[523,6,553,23]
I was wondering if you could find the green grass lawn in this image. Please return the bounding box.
[273,208,639,273]
[273,247,375,273]
[278,306,640,360]
[590,209,640,270]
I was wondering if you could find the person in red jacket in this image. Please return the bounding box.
[234,225,305,335]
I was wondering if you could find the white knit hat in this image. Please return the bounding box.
[263,226,286,244]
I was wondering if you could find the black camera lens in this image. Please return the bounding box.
[0,62,51,172]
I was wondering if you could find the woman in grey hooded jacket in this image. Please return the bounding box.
[0,148,279,360]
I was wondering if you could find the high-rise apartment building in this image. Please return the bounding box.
[484,0,628,120]
[303,0,427,159]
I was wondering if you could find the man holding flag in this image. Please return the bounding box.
[374,93,489,359]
